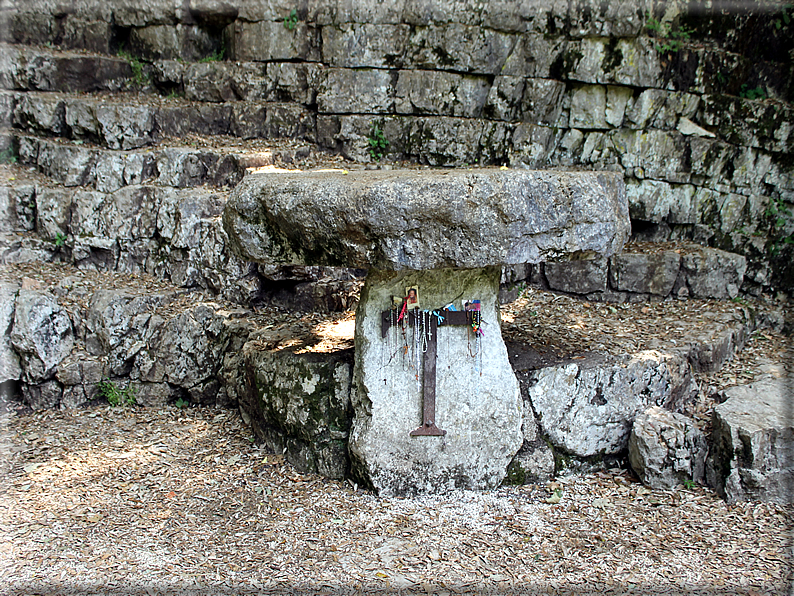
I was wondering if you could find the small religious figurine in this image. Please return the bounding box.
[405,286,420,310]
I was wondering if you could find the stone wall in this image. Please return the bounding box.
[2,0,791,294]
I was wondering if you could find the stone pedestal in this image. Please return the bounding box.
[349,267,522,496]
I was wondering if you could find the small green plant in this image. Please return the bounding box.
[174,397,189,409]
[283,8,299,30]
[682,479,697,490]
[53,232,67,248]
[773,4,792,29]
[198,47,225,63]
[117,49,149,86]
[98,379,137,407]
[645,14,693,53]
[740,84,767,100]
[368,122,389,161]
[0,146,17,164]
[765,196,794,256]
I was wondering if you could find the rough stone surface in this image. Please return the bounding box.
[242,347,354,480]
[708,376,793,504]
[224,169,629,271]
[609,251,682,296]
[0,282,21,384]
[10,290,74,384]
[527,351,695,458]
[679,246,747,300]
[544,258,608,295]
[629,406,707,490]
[350,267,522,496]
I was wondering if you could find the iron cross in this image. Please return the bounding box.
[381,308,473,437]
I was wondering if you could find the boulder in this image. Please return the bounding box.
[629,406,707,489]
[241,346,354,480]
[708,376,793,504]
[350,267,523,496]
[10,290,74,384]
[224,169,630,271]
[527,351,695,458]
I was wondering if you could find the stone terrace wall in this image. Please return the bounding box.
[1,0,793,294]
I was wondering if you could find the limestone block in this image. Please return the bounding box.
[183,62,268,103]
[11,290,74,383]
[131,381,173,407]
[626,179,698,224]
[570,85,607,129]
[609,129,691,184]
[13,93,67,135]
[224,168,629,271]
[568,0,648,36]
[528,351,695,457]
[242,347,354,480]
[605,85,632,127]
[700,94,792,153]
[0,186,35,233]
[395,70,490,118]
[406,24,516,74]
[321,23,411,67]
[484,75,524,121]
[350,267,523,495]
[130,24,217,61]
[20,137,96,187]
[501,34,568,79]
[544,258,608,294]
[509,123,557,168]
[21,380,62,410]
[629,406,707,489]
[266,62,324,105]
[317,68,394,114]
[708,377,793,504]
[70,186,159,243]
[688,137,737,181]
[0,283,21,384]
[227,21,320,62]
[680,245,746,299]
[609,251,682,296]
[520,78,566,125]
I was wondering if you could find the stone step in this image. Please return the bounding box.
[3,259,782,494]
[1,159,366,309]
[0,43,133,93]
[502,241,748,302]
[3,91,315,150]
[13,133,319,192]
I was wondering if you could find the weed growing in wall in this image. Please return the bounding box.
[368,123,389,161]
[765,196,794,256]
[645,14,693,53]
[284,9,299,30]
[117,50,149,86]
[0,146,17,164]
[199,48,225,63]
[740,84,767,100]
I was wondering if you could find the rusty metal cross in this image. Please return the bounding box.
[381,308,472,437]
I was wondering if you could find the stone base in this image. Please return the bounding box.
[349,267,523,496]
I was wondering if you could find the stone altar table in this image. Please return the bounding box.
[224,168,629,495]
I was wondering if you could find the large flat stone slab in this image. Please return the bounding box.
[350,267,522,496]
[223,168,629,271]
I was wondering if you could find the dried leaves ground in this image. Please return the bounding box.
[1,405,791,596]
